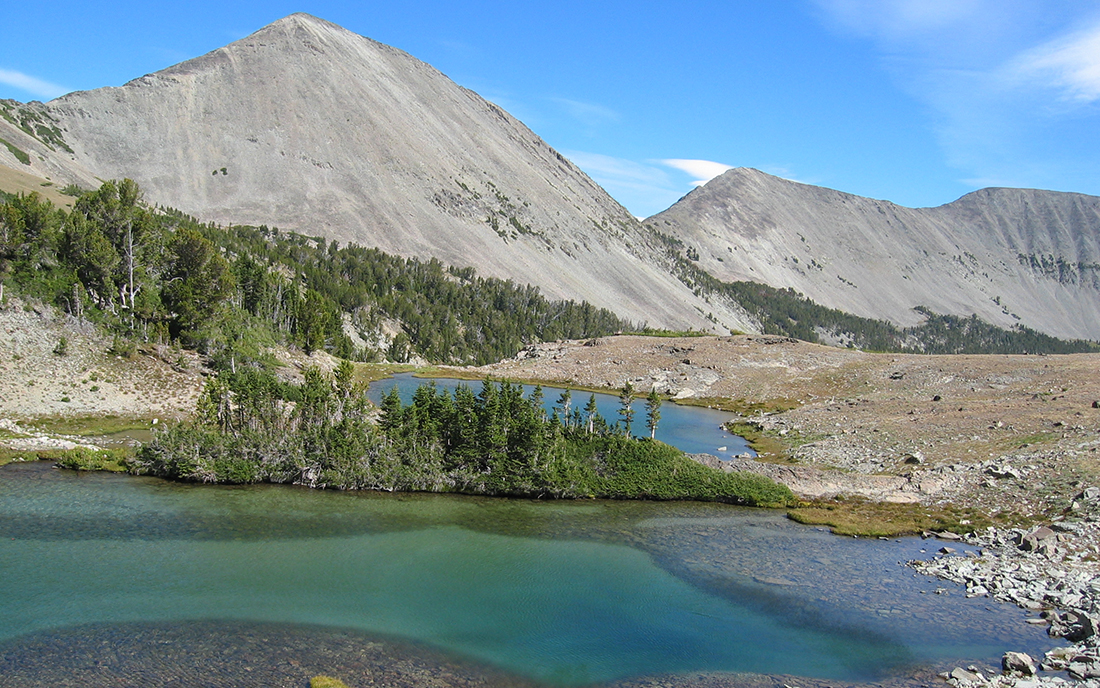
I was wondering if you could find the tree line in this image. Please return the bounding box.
[650,230,1100,355]
[0,181,631,369]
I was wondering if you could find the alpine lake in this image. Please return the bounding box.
[0,376,1061,687]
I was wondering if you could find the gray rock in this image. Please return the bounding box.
[1018,526,1056,552]
[986,464,1023,480]
[1002,651,1036,676]
[8,14,741,334]
[903,451,924,465]
[949,667,983,684]
[649,168,1100,341]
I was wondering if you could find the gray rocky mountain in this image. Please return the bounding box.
[648,168,1100,341]
[0,13,748,333]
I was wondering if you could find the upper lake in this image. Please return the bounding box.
[367,373,754,458]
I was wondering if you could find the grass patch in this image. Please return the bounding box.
[679,396,800,414]
[0,448,66,466]
[0,137,30,165]
[623,328,712,338]
[724,421,793,462]
[311,677,351,688]
[1008,431,1059,449]
[787,498,1027,537]
[28,414,156,437]
[55,447,129,472]
[415,367,618,397]
[354,363,417,384]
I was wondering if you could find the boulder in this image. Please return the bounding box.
[1002,651,1036,676]
[1017,526,1055,552]
[1077,487,1100,503]
[1048,610,1098,642]
[985,464,1023,480]
[948,667,983,685]
[903,451,924,465]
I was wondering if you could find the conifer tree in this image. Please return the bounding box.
[645,388,662,439]
[618,382,636,436]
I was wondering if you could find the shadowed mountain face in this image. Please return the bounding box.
[0,13,745,332]
[647,168,1100,341]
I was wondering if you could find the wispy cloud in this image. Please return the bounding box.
[566,151,672,190]
[1008,20,1100,102]
[810,1,1100,193]
[0,68,69,100]
[564,151,685,218]
[550,98,620,128]
[660,159,733,186]
[815,0,985,41]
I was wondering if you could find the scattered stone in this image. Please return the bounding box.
[1017,526,1055,552]
[986,463,1023,480]
[903,451,925,465]
[949,666,983,684]
[1001,651,1036,676]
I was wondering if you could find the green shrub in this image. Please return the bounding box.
[55,447,127,472]
[108,335,137,358]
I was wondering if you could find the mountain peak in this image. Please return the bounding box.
[27,15,744,333]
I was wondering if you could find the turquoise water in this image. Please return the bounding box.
[0,462,1057,685]
[368,373,754,458]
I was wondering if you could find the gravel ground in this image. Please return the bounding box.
[474,335,1100,513]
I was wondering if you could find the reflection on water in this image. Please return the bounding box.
[0,462,1059,686]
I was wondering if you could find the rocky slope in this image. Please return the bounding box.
[648,168,1100,341]
[0,14,746,333]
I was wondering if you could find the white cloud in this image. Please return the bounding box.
[1009,20,1100,102]
[564,151,686,217]
[660,159,733,187]
[815,0,984,41]
[0,68,69,100]
[566,151,671,189]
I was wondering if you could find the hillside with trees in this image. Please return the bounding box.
[0,181,630,372]
[653,232,1100,355]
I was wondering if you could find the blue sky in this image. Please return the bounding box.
[2,1,1099,217]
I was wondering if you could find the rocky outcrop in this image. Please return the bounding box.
[911,492,1100,686]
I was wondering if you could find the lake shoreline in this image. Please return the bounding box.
[3,326,1099,686]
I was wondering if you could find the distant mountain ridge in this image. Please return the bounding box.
[0,13,747,333]
[648,168,1100,341]
[0,14,1097,343]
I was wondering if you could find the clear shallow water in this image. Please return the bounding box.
[0,462,1058,686]
[368,373,754,459]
